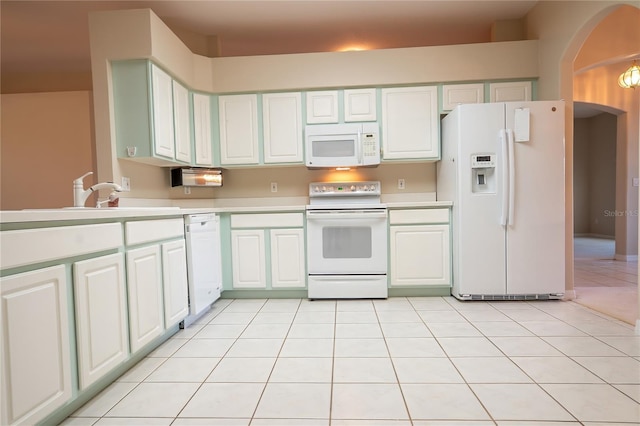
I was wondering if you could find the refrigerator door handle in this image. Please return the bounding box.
[507,129,516,226]
[499,129,509,226]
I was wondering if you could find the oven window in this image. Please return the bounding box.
[312,140,355,157]
[322,226,372,258]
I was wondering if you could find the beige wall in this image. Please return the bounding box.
[573,113,618,238]
[168,163,436,200]
[0,91,96,209]
[573,118,590,234]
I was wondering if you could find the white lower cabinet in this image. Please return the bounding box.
[162,239,189,328]
[270,228,305,288]
[231,229,267,288]
[389,209,451,287]
[74,253,128,389]
[229,213,305,290]
[1,265,72,426]
[126,245,165,353]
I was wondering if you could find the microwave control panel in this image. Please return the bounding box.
[362,133,378,157]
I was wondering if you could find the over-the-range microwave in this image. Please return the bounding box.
[305,123,380,168]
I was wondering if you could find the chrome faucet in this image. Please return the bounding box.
[73,172,123,207]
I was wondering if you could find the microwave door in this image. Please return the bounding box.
[307,136,357,167]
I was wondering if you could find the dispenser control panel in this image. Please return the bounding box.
[470,153,496,194]
[471,154,495,168]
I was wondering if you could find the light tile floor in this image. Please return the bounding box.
[62,296,640,425]
[574,237,638,324]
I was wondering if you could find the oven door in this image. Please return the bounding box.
[306,209,388,275]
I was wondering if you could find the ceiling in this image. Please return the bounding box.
[1,0,538,74]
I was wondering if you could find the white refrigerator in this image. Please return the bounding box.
[437,101,565,300]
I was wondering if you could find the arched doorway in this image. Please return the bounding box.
[572,101,638,323]
[564,5,640,326]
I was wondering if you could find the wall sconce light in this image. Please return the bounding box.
[618,60,640,89]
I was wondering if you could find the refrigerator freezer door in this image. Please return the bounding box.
[504,101,565,295]
[452,103,508,296]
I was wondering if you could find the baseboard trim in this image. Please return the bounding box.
[614,254,638,262]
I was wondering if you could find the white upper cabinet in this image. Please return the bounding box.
[489,81,532,102]
[1,266,72,426]
[442,83,484,111]
[219,94,259,165]
[381,86,439,160]
[306,90,339,123]
[262,92,303,164]
[344,88,377,122]
[150,64,176,159]
[192,93,214,166]
[172,79,192,164]
[112,60,192,166]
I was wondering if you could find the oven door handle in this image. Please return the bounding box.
[306,211,388,220]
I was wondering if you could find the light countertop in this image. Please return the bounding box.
[1,194,452,224]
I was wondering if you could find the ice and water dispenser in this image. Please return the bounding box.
[471,154,496,193]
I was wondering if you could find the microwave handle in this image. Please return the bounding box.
[357,129,363,165]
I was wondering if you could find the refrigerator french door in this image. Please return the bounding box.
[438,101,565,300]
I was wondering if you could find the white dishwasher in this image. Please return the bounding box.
[184,213,222,317]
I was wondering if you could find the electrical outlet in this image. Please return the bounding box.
[121,176,131,191]
[184,186,191,195]
[271,182,278,192]
[398,178,405,190]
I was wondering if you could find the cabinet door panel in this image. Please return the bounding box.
[270,229,305,288]
[489,81,532,102]
[173,80,192,163]
[306,90,339,123]
[1,266,72,425]
[219,94,259,164]
[344,88,377,122]
[231,230,266,288]
[263,92,303,163]
[74,253,128,389]
[390,225,450,286]
[162,239,189,328]
[442,83,484,111]
[381,86,438,160]
[126,246,165,352]
[193,93,213,166]
[150,64,175,159]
